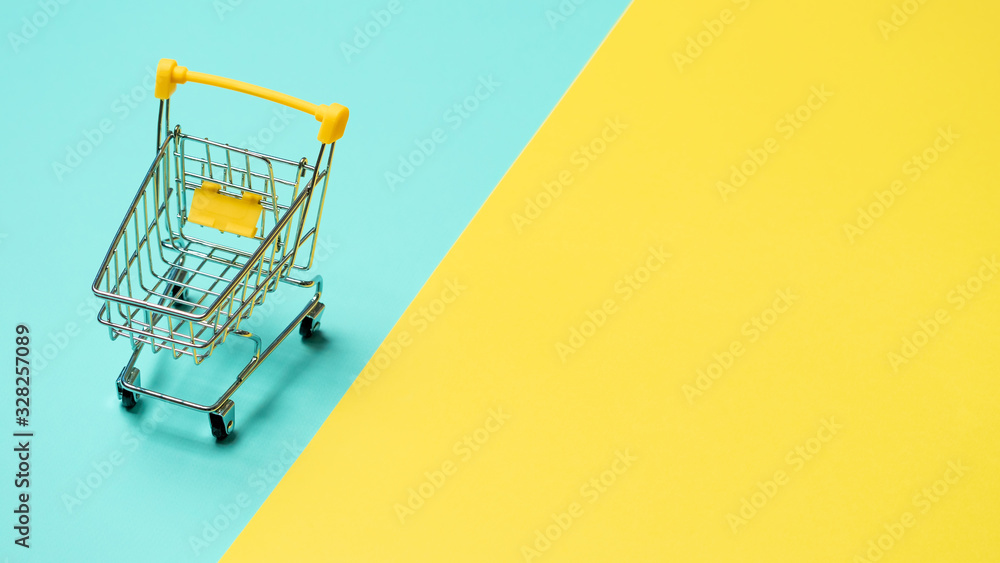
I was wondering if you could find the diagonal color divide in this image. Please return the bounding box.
[225,0,1000,560]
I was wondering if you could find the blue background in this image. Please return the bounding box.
[0,0,628,561]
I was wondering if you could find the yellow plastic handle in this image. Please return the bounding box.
[154,58,348,144]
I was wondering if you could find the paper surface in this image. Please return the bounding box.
[225,0,1000,560]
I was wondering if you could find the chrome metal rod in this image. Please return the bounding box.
[117,275,322,413]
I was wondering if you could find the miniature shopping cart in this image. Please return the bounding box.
[91,59,349,440]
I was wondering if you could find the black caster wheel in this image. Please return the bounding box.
[165,262,188,306]
[166,284,187,306]
[210,400,236,441]
[118,367,141,410]
[169,287,188,303]
[299,316,315,338]
[300,302,325,338]
[121,389,138,410]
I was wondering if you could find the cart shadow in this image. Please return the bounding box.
[238,329,341,431]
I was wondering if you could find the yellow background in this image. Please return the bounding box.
[225,0,1000,560]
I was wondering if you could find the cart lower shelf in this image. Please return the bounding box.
[115,274,324,441]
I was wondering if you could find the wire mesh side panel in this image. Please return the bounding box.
[93,131,321,363]
[287,143,334,274]
[94,139,216,361]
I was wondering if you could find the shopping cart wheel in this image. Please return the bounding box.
[117,367,141,410]
[121,389,138,410]
[299,317,316,338]
[165,263,188,305]
[168,286,187,304]
[299,302,325,338]
[210,400,236,441]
